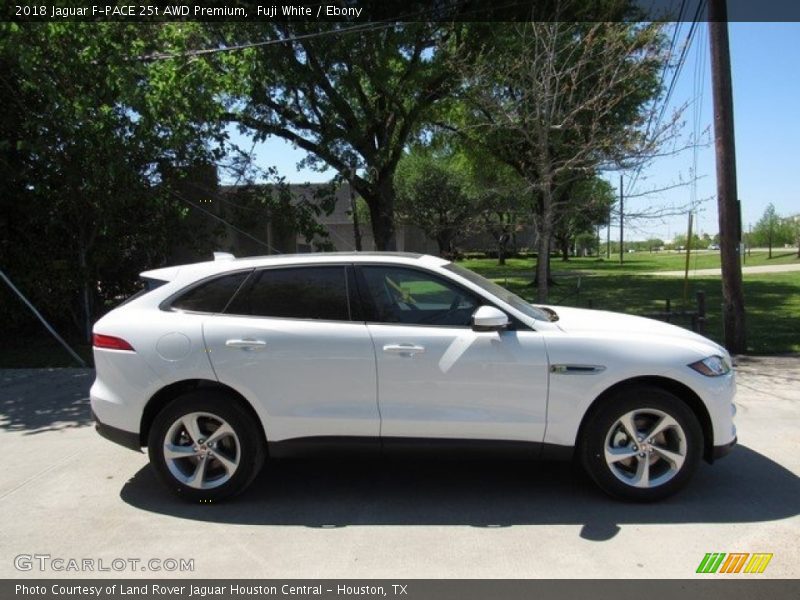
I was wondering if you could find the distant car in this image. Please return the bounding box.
[708,244,720,250]
[91,252,736,502]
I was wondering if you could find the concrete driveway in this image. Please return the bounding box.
[1,359,798,579]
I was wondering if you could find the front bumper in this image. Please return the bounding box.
[92,410,142,452]
[711,435,737,462]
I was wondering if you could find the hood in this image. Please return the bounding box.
[545,305,728,355]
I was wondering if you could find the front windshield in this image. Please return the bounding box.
[443,263,555,322]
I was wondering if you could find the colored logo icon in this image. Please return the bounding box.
[696,553,773,574]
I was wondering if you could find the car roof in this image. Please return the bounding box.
[140,252,450,283]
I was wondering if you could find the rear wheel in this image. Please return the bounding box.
[148,390,265,502]
[580,386,703,501]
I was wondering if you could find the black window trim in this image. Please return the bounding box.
[160,268,255,314]
[352,263,529,331]
[219,262,355,324]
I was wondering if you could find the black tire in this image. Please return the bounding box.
[579,386,703,502]
[147,389,265,502]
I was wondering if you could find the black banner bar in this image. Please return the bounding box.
[4,580,800,600]
[4,0,800,23]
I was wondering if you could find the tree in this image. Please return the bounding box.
[0,23,217,341]
[793,217,800,259]
[553,177,615,261]
[454,143,530,265]
[461,16,669,301]
[207,22,464,250]
[672,233,704,250]
[394,149,478,257]
[751,204,794,258]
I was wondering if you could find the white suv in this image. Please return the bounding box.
[91,252,736,502]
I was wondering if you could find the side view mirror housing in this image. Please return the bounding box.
[472,305,509,332]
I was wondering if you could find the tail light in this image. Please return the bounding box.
[92,334,135,352]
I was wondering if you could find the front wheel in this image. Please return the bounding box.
[580,387,703,502]
[148,390,265,502]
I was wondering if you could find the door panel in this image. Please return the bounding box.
[204,317,378,441]
[368,324,548,441]
[354,263,549,442]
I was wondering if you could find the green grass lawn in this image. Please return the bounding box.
[462,252,800,355]
[466,248,800,278]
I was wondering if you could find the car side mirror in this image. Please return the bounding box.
[471,305,509,332]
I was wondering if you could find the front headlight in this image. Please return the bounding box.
[688,355,731,377]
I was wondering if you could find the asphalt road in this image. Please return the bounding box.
[1,358,798,579]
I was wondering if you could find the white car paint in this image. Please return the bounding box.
[90,252,736,462]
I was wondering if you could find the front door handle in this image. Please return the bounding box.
[225,338,267,350]
[383,343,426,356]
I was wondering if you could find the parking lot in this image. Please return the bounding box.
[1,357,798,579]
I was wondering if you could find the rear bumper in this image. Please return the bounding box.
[711,435,737,461]
[92,410,142,452]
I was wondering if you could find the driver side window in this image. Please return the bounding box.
[359,265,479,327]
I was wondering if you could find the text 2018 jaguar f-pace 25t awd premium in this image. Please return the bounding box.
[91,252,736,502]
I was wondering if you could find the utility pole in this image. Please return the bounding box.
[619,174,624,264]
[606,207,611,259]
[683,212,693,304]
[709,0,746,353]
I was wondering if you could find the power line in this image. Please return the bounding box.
[624,0,706,199]
[168,189,283,254]
[128,0,529,63]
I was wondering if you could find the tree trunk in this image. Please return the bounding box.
[535,200,553,303]
[77,243,92,343]
[560,237,570,261]
[497,241,506,266]
[365,177,397,251]
[436,233,454,259]
[348,180,363,251]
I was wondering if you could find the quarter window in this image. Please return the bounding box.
[170,271,251,313]
[359,266,479,327]
[225,266,350,321]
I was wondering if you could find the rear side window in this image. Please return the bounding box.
[225,266,350,321]
[170,271,251,313]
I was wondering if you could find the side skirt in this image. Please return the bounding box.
[267,436,574,461]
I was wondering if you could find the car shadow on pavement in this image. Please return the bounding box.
[120,445,799,541]
[0,369,93,434]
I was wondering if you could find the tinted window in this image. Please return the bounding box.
[443,262,552,322]
[171,271,251,313]
[226,266,350,321]
[359,266,478,326]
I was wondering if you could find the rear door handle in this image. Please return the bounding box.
[225,338,267,350]
[383,344,426,355]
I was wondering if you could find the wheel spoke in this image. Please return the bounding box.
[164,443,196,460]
[181,414,203,445]
[630,455,650,488]
[619,412,640,441]
[653,444,685,468]
[211,450,238,474]
[186,455,208,488]
[205,422,234,446]
[645,414,679,440]
[605,445,638,464]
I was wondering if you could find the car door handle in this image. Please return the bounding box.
[383,344,426,355]
[225,338,267,350]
